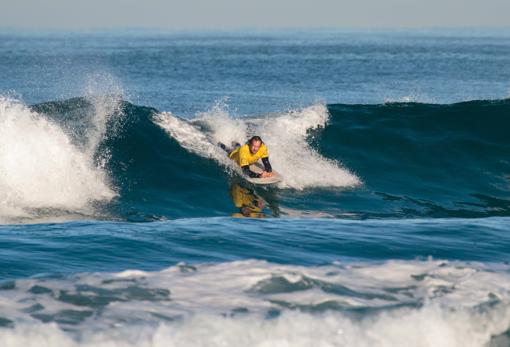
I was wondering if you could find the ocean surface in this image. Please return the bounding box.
[0,28,510,346]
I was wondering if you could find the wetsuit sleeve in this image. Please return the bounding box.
[242,165,261,178]
[261,157,272,172]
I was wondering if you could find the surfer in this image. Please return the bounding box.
[222,136,274,178]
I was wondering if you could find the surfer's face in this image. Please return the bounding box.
[249,140,261,154]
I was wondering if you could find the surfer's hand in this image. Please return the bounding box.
[261,171,273,178]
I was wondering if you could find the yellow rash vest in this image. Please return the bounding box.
[228,143,269,167]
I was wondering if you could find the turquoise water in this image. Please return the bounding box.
[0,29,510,346]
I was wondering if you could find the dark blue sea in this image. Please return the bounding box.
[1,28,510,346]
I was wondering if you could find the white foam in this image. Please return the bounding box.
[154,102,361,190]
[195,99,248,147]
[1,308,508,347]
[0,97,116,223]
[153,111,231,165]
[0,260,509,347]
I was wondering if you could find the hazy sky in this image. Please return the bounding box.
[2,0,510,29]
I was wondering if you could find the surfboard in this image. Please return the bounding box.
[244,162,283,185]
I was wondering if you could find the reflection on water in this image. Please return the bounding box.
[229,181,281,218]
[230,183,265,218]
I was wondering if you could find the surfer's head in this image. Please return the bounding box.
[248,136,263,154]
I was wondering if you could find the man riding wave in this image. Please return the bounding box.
[222,136,274,178]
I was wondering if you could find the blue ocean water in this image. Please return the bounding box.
[0,29,510,346]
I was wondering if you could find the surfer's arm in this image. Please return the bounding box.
[261,157,272,172]
[242,165,261,178]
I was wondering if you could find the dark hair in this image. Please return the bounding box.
[248,136,263,145]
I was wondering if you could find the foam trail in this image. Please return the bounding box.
[0,97,115,223]
[154,103,360,190]
[153,111,230,165]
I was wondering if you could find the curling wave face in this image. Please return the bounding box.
[1,96,509,222]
